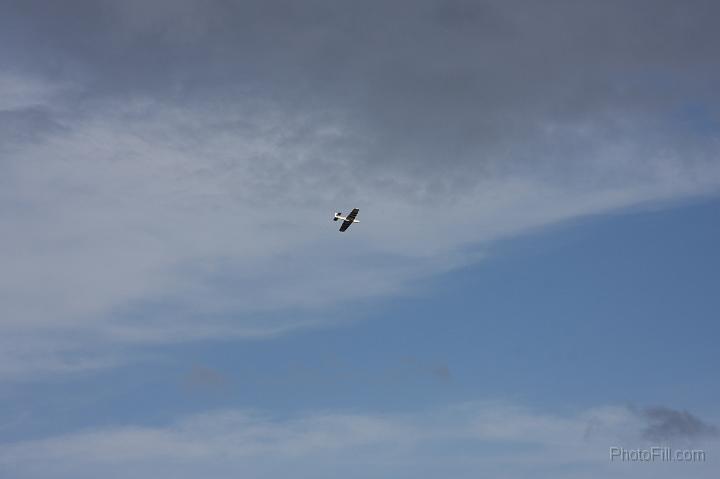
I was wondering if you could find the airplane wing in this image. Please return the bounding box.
[339,208,359,232]
[346,208,359,222]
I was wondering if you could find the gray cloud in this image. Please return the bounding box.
[4,0,720,198]
[1,1,720,374]
[181,365,229,392]
[640,406,719,443]
[586,404,719,445]
[6,1,720,158]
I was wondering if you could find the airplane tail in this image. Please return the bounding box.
[333,212,342,221]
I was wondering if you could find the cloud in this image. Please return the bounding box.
[181,365,229,392]
[640,406,719,443]
[0,73,62,111]
[2,1,720,375]
[0,402,716,479]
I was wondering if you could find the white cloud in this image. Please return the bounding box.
[0,402,716,479]
[1,71,720,376]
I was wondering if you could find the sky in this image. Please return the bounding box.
[0,1,719,477]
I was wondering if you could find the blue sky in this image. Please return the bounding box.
[1,1,720,478]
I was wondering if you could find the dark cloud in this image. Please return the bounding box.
[4,0,720,182]
[640,406,719,443]
[182,365,229,391]
[429,364,452,382]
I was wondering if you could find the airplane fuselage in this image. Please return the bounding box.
[334,213,360,223]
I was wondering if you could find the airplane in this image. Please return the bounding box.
[333,208,360,232]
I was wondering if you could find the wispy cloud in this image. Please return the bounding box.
[1,75,718,377]
[0,73,63,111]
[1,402,716,478]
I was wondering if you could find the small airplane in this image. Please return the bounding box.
[333,208,360,232]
